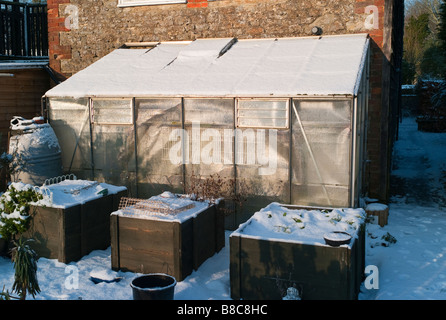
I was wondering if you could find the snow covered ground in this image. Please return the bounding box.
[0,116,445,300]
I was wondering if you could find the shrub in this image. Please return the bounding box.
[186,172,247,215]
[431,81,446,116]
[10,237,41,300]
[0,184,43,242]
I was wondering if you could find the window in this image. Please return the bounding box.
[92,98,133,125]
[118,0,186,7]
[236,99,289,129]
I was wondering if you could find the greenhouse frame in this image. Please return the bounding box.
[43,34,371,226]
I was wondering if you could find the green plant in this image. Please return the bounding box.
[10,237,41,300]
[382,232,397,245]
[274,225,291,234]
[0,150,25,189]
[291,216,305,229]
[329,213,342,224]
[0,184,43,242]
[0,285,16,300]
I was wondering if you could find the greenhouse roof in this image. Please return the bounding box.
[45,34,370,98]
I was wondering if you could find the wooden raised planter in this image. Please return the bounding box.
[22,184,127,263]
[230,204,365,300]
[416,117,446,133]
[110,196,223,281]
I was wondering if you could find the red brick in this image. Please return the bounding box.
[187,0,208,8]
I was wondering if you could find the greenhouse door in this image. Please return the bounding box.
[291,99,353,208]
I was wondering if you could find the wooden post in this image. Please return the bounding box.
[365,203,389,227]
[110,214,120,271]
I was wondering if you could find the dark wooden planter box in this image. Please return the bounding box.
[416,117,446,132]
[23,189,128,263]
[111,202,223,281]
[230,207,365,300]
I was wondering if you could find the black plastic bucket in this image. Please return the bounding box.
[130,273,177,300]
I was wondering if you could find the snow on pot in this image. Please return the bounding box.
[323,231,352,247]
[8,116,63,186]
[130,273,177,300]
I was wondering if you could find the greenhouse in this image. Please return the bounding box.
[43,34,370,226]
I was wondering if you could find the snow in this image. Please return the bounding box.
[8,179,127,209]
[39,180,126,208]
[366,203,389,212]
[323,231,352,242]
[112,194,211,223]
[1,115,446,300]
[9,120,61,151]
[231,203,365,247]
[44,34,369,98]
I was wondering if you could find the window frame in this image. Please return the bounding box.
[236,98,290,129]
[91,98,134,125]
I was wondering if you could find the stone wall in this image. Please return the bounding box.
[46,0,401,203]
[49,0,377,76]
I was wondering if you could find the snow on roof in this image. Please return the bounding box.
[45,34,370,98]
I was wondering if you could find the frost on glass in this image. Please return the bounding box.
[183,99,235,194]
[92,124,136,195]
[92,99,133,124]
[48,97,92,179]
[291,100,352,207]
[237,99,289,128]
[135,98,183,198]
[235,127,290,223]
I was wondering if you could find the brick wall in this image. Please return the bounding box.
[354,0,389,201]
[47,0,72,82]
[46,0,401,202]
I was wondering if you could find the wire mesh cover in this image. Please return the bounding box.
[118,196,195,217]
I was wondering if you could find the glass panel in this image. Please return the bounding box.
[92,124,136,195]
[291,99,352,208]
[135,98,183,198]
[48,98,93,179]
[93,99,133,124]
[183,99,235,195]
[291,184,350,208]
[184,98,234,127]
[237,99,289,128]
[235,127,290,222]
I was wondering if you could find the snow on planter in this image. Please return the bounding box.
[230,203,366,300]
[17,179,128,263]
[38,178,127,208]
[110,192,224,281]
[365,203,389,227]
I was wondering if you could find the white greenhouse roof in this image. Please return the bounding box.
[45,34,370,98]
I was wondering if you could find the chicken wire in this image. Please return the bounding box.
[118,196,195,217]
